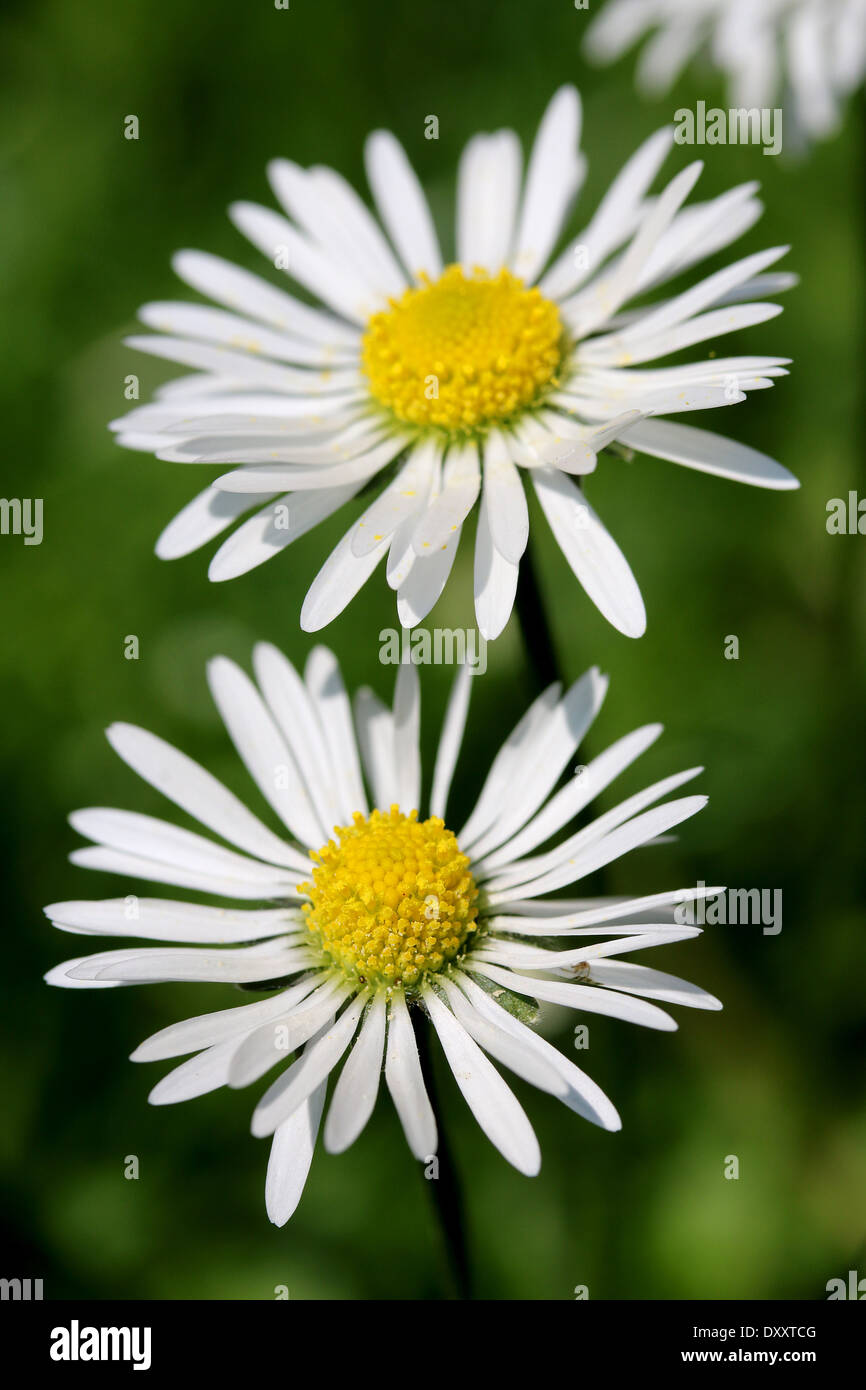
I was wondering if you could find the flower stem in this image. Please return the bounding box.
[515,535,562,689]
[415,1011,472,1300]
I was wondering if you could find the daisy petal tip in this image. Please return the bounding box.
[322,1130,348,1157]
[43,964,70,987]
[147,1084,173,1107]
[621,609,647,640]
[206,555,233,583]
[298,604,324,634]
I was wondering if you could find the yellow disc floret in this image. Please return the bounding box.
[299,806,479,989]
[361,265,565,432]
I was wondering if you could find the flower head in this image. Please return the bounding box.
[585,0,866,146]
[46,644,722,1224]
[113,88,797,640]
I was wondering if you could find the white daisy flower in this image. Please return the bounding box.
[585,0,866,146]
[112,87,798,642]
[45,644,722,1226]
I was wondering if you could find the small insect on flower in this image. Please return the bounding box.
[45,644,722,1225]
[112,88,798,641]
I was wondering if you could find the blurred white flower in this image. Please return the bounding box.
[585,0,866,145]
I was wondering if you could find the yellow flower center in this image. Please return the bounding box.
[299,806,479,989]
[361,265,565,433]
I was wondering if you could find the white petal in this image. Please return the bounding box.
[588,959,722,1010]
[45,897,296,943]
[458,683,561,849]
[384,992,437,1160]
[621,418,800,490]
[396,528,462,628]
[423,987,541,1175]
[199,416,387,469]
[511,86,585,285]
[301,524,390,632]
[304,646,368,820]
[539,127,673,301]
[482,766,703,893]
[267,159,405,300]
[468,960,677,1031]
[385,450,443,590]
[138,300,349,367]
[207,656,325,849]
[130,977,319,1061]
[457,130,522,271]
[478,927,702,969]
[251,992,369,1137]
[480,722,663,872]
[566,161,703,337]
[429,664,472,820]
[106,721,305,869]
[253,641,343,837]
[68,843,299,901]
[69,807,302,888]
[44,955,130,989]
[474,489,519,642]
[439,976,569,1096]
[488,882,726,933]
[212,434,408,493]
[353,687,399,810]
[484,794,708,904]
[350,439,439,557]
[171,249,361,346]
[69,941,309,985]
[156,487,260,561]
[452,970,620,1130]
[364,131,442,281]
[531,468,646,638]
[148,1039,239,1105]
[229,978,351,1087]
[393,661,421,813]
[125,333,361,393]
[482,430,529,564]
[579,301,783,370]
[229,200,375,322]
[208,483,362,583]
[603,245,790,351]
[468,667,608,862]
[411,442,480,555]
[265,1084,327,1227]
[324,992,387,1153]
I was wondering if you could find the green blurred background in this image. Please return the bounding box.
[1,0,864,1301]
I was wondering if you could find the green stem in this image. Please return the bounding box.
[515,534,562,689]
